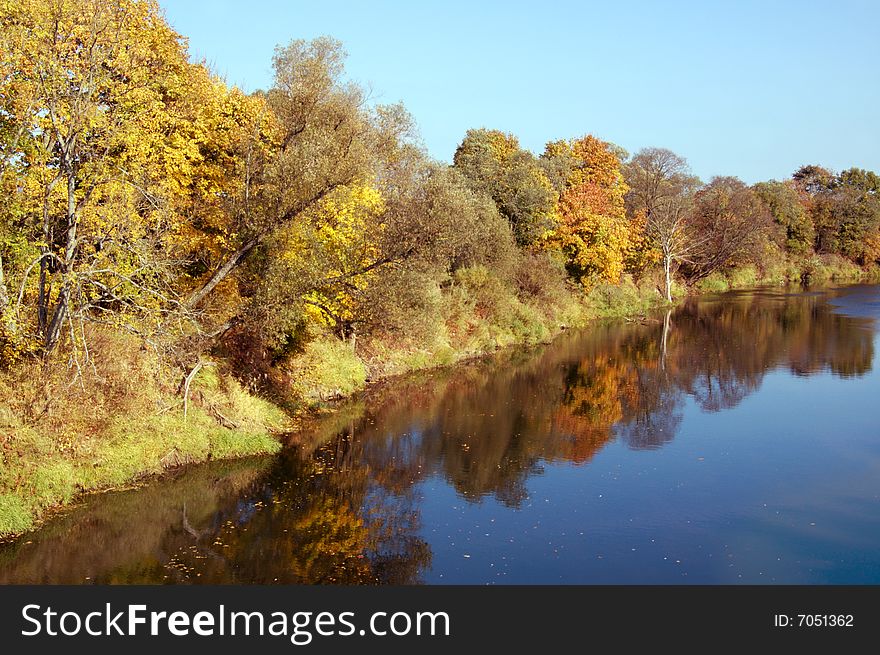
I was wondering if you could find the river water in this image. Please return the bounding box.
[2,284,879,584]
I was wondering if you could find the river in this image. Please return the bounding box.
[2,284,879,584]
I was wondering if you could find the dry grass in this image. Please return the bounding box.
[0,327,285,537]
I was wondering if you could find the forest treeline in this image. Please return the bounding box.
[0,0,878,535]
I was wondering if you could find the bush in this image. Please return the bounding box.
[513,252,570,307]
[286,337,367,403]
[759,259,803,285]
[695,272,730,293]
[727,264,759,289]
[585,274,666,317]
[801,254,863,284]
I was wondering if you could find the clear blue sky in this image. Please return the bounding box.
[159,0,879,184]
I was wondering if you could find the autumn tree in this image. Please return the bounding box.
[183,37,407,314]
[792,164,835,195]
[682,177,774,282]
[624,147,701,300]
[453,129,557,247]
[645,193,701,301]
[541,135,633,286]
[753,180,814,255]
[253,148,518,348]
[624,147,697,219]
[790,165,880,264]
[0,0,214,357]
[807,168,880,264]
[835,168,880,264]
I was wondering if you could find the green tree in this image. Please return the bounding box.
[795,165,880,263]
[753,180,815,255]
[453,129,557,247]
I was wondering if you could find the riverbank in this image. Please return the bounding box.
[290,254,876,407]
[1,256,876,539]
[0,344,286,538]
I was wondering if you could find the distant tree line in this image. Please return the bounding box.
[1,0,878,375]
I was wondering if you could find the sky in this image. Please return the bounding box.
[158,0,880,184]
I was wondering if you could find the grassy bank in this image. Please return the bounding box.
[0,333,285,537]
[2,256,876,539]
[286,268,675,407]
[285,256,879,412]
[693,254,873,293]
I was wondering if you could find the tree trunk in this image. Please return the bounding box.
[185,236,261,309]
[0,252,7,308]
[664,253,673,303]
[38,183,57,333]
[44,287,68,352]
[184,186,346,310]
[45,173,78,353]
[0,251,18,347]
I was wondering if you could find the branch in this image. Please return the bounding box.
[181,361,203,423]
[15,252,65,309]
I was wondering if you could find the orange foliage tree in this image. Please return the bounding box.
[543,135,637,287]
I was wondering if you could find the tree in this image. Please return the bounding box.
[645,193,700,301]
[542,135,632,286]
[453,129,557,247]
[553,182,632,285]
[248,149,518,349]
[683,177,774,282]
[624,148,698,220]
[624,147,700,300]
[183,37,408,312]
[834,168,880,264]
[1,0,211,355]
[792,164,835,195]
[794,165,880,263]
[753,180,814,255]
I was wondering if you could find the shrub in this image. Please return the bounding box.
[727,264,759,289]
[695,272,730,293]
[585,274,666,317]
[286,338,367,403]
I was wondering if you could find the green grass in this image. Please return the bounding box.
[693,257,872,293]
[0,494,33,536]
[727,265,759,289]
[583,275,670,319]
[0,366,285,539]
[288,338,367,403]
[695,272,730,293]
[801,254,864,284]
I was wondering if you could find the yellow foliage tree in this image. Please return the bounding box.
[264,184,386,340]
[0,0,224,355]
[544,135,632,286]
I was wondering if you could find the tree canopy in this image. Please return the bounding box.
[0,0,877,380]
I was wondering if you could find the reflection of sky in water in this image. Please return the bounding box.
[2,285,879,584]
[418,361,880,583]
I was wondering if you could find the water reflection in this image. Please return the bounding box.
[1,285,877,584]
